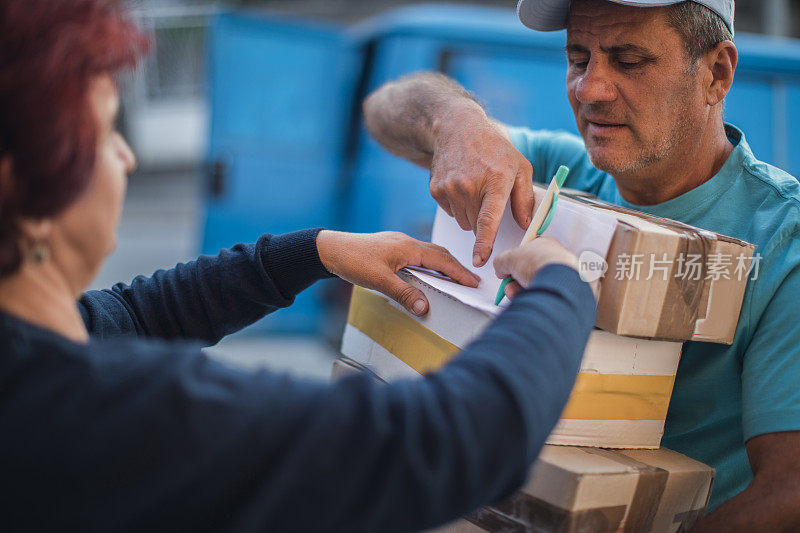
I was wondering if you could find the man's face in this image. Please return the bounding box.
[565,0,705,177]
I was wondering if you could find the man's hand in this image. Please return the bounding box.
[431,108,534,267]
[316,230,480,316]
[493,237,580,300]
[363,72,534,268]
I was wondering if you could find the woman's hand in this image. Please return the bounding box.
[317,230,480,316]
[493,237,579,300]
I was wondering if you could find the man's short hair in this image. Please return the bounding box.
[666,1,734,64]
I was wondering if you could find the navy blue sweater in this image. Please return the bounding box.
[0,229,595,532]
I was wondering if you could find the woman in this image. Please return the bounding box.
[0,1,596,531]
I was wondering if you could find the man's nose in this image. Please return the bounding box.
[574,60,617,104]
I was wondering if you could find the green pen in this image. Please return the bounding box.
[494,165,570,306]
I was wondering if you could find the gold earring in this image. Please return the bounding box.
[29,241,50,263]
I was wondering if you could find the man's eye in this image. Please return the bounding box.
[617,58,644,69]
[569,58,589,68]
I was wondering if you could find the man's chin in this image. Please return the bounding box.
[586,147,618,171]
[585,147,637,175]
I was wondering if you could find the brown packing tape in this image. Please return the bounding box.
[469,448,672,532]
[654,221,709,339]
[486,492,627,532]
[626,464,669,532]
[672,474,713,532]
[565,192,715,339]
[595,223,636,334]
[696,271,713,327]
[583,449,669,532]
[466,508,529,532]
[673,509,708,531]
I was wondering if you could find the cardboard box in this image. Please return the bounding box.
[572,194,756,344]
[428,186,756,344]
[430,446,714,533]
[330,362,713,531]
[330,356,368,380]
[341,283,683,449]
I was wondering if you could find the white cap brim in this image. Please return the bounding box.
[517,0,690,32]
[516,0,571,31]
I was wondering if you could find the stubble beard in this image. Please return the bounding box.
[584,80,697,179]
[586,113,692,177]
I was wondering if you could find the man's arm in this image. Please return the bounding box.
[363,71,483,167]
[692,234,800,530]
[364,72,534,267]
[690,432,800,532]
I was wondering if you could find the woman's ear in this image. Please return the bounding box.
[1,156,52,243]
[17,218,53,242]
[16,216,53,266]
[704,40,738,106]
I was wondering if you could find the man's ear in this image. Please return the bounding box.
[704,40,737,106]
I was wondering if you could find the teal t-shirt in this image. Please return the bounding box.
[509,124,800,511]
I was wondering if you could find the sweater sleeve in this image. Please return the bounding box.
[78,229,335,344]
[13,265,595,532]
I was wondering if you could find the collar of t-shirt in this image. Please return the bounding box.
[609,124,750,222]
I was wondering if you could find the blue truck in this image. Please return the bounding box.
[203,4,800,333]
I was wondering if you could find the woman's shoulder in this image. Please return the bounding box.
[0,312,206,387]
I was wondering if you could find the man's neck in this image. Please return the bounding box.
[0,263,89,344]
[614,123,735,206]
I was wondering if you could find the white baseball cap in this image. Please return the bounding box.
[517,0,734,33]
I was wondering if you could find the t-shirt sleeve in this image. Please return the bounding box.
[507,126,609,195]
[741,231,800,441]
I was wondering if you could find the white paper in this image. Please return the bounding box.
[410,193,618,312]
[539,197,618,262]
[408,269,505,316]
[430,202,523,302]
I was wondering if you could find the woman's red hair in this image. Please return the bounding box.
[0,0,150,276]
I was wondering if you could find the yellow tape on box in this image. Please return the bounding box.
[342,286,683,448]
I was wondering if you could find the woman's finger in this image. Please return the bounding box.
[376,273,430,316]
[505,280,523,299]
[414,245,480,287]
[493,249,514,279]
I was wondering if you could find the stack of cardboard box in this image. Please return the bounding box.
[332,358,715,533]
[334,187,754,531]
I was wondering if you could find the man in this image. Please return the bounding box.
[363,0,800,529]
